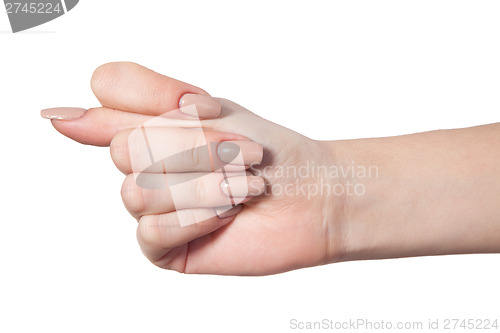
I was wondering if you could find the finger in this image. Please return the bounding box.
[121,172,265,219]
[111,127,264,174]
[42,106,221,147]
[91,62,222,118]
[40,98,252,148]
[42,107,151,146]
[137,205,242,265]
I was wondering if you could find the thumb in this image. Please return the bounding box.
[41,62,222,146]
[91,62,221,118]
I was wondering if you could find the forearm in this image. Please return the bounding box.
[331,123,500,262]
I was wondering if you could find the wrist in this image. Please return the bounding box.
[327,137,391,262]
[316,138,367,263]
[322,135,417,263]
[322,135,430,262]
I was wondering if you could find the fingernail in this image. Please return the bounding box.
[179,94,222,118]
[220,176,265,198]
[216,204,243,219]
[41,107,87,120]
[218,141,263,166]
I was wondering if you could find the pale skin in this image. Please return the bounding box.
[44,62,500,276]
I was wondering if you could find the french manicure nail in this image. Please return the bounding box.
[179,94,222,118]
[218,141,263,166]
[220,176,265,198]
[41,107,87,120]
[216,205,243,219]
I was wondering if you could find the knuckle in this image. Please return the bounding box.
[121,174,145,218]
[192,177,209,203]
[110,130,131,172]
[190,144,202,169]
[137,215,163,248]
[189,134,208,170]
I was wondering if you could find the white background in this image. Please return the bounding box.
[1,1,499,332]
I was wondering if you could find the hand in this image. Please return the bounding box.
[42,62,346,275]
